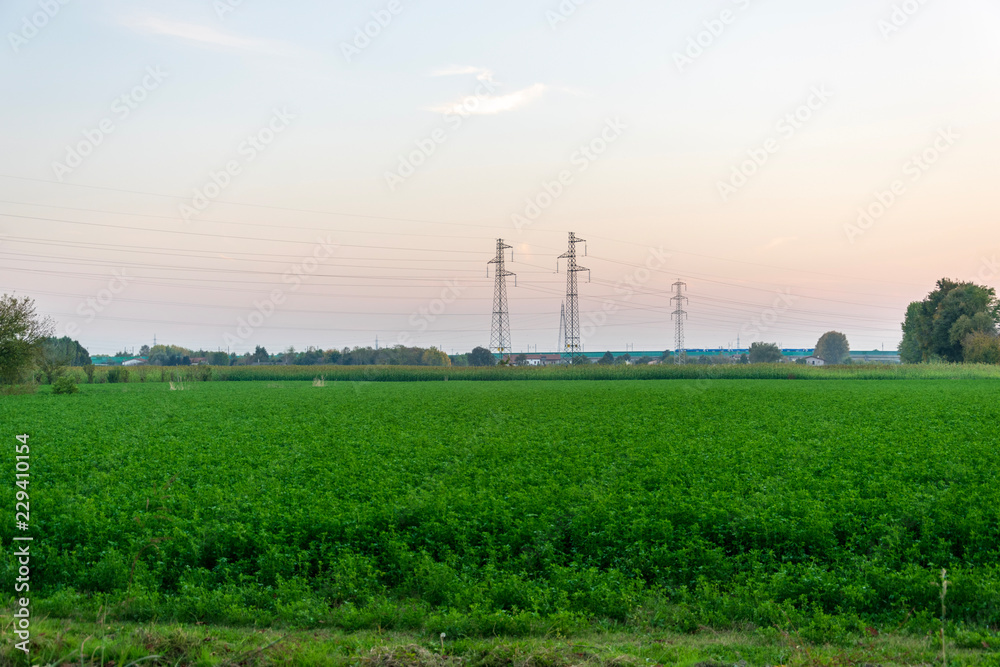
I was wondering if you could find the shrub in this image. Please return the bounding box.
[107,367,130,384]
[52,375,79,394]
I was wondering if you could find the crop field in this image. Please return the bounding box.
[3,379,1000,652]
[48,361,1000,384]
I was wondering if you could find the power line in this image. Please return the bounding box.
[0,173,528,233]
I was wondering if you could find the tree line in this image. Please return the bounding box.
[899,279,1000,364]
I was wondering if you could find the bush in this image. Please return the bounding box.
[107,367,130,384]
[964,332,1000,365]
[52,376,79,394]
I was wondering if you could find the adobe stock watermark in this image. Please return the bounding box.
[384,77,498,192]
[975,254,998,283]
[580,246,671,342]
[512,117,627,231]
[546,0,590,30]
[397,280,464,346]
[213,0,247,19]
[739,289,796,343]
[52,66,168,182]
[8,0,71,54]
[61,269,133,339]
[717,85,833,203]
[340,0,406,63]
[878,0,930,39]
[844,127,958,244]
[223,235,338,348]
[179,108,295,222]
[673,0,754,73]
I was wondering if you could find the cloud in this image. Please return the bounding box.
[431,66,496,84]
[126,15,295,56]
[427,66,547,116]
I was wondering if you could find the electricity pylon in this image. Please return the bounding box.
[558,232,589,358]
[488,239,515,361]
[671,279,688,364]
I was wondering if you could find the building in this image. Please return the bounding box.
[519,354,564,366]
[498,348,902,365]
[92,355,149,366]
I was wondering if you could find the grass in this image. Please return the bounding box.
[3,616,998,666]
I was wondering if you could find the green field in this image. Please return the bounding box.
[3,379,1000,661]
[45,360,1000,384]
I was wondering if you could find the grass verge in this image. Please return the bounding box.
[2,617,998,667]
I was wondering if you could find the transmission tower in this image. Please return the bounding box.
[671,280,688,364]
[558,232,589,358]
[487,239,516,361]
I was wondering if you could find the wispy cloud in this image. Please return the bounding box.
[427,66,547,116]
[428,83,547,116]
[126,15,295,56]
[431,65,497,84]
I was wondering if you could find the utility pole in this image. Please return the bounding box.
[671,279,688,364]
[488,239,516,362]
[558,232,589,358]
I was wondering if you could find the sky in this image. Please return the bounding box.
[1,0,998,355]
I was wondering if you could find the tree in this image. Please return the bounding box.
[0,295,54,384]
[815,331,850,364]
[598,351,614,365]
[898,302,923,364]
[252,345,270,364]
[421,347,451,366]
[468,347,496,367]
[963,331,1000,364]
[207,351,230,366]
[900,279,1000,362]
[140,344,151,356]
[748,342,783,363]
[570,355,590,365]
[148,344,195,366]
[514,353,528,366]
[38,337,91,383]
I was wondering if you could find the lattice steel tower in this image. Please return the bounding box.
[671,279,688,364]
[488,239,515,361]
[558,232,589,357]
